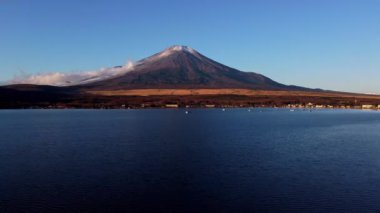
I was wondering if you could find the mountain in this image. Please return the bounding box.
[80,45,303,91]
[3,45,380,108]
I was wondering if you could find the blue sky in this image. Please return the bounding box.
[1,0,379,92]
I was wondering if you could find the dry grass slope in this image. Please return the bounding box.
[88,89,380,99]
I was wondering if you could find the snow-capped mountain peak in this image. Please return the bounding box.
[144,45,201,62]
[167,45,196,53]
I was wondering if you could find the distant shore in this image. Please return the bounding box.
[1,88,380,110]
[1,105,380,111]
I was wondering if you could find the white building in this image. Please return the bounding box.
[362,105,374,109]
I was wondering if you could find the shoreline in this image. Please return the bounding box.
[1,105,379,111]
[2,89,380,110]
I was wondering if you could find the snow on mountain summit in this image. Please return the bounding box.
[145,45,201,62]
[167,45,197,53]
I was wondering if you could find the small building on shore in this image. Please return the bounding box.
[165,104,179,108]
[362,105,375,109]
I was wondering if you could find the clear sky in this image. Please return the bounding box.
[1,0,379,93]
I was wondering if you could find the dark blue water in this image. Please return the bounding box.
[1,109,380,212]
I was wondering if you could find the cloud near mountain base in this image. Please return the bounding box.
[7,61,135,86]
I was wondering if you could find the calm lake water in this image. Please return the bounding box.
[1,109,380,212]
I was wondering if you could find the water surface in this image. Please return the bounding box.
[1,109,380,212]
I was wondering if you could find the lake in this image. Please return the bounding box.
[1,109,380,212]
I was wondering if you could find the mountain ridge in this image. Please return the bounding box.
[79,45,306,91]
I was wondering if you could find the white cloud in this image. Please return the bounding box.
[7,61,135,86]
